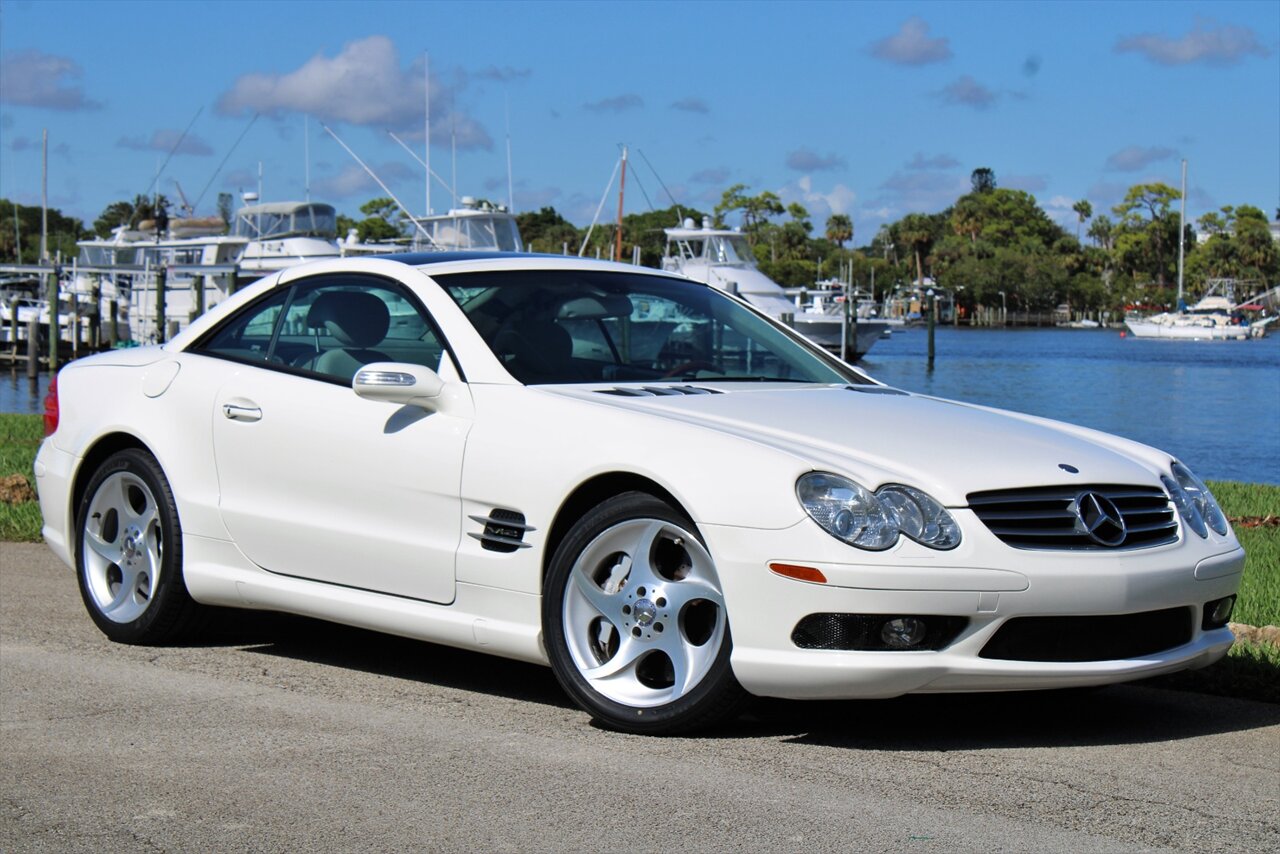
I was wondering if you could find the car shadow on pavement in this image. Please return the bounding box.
[735,687,1280,749]
[206,607,575,711]
[194,608,1279,745]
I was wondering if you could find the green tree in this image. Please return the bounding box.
[217,192,235,226]
[1072,199,1092,241]
[897,213,934,286]
[516,206,580,254]
[1087,214,1114,250]
[621,204,708,266]
[825,213,853,248]
[714,184,783,244]
[92,194,170,237]
[971,167,996,194]
[1233,206,1279,283]
[356,197,406,242]
[1112,183,1181,286]
[0,198,89,262]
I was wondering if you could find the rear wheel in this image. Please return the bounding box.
[543,492,746,734]
[75,448,205,644]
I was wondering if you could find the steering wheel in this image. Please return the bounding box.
[662,360,718,379]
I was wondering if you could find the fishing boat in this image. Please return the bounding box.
[661,218,885,357]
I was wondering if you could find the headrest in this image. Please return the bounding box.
[494,319,572,377]
[306,291,390,348]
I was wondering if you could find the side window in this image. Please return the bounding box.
[197,288,290,364]
[272,278,446,384]
[194,277,446,384]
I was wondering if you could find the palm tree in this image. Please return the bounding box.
[825,213,853,248]
[1072,199,1092,241]
[897,213,933,287]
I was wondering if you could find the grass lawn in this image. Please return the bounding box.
[2,412,1277,701]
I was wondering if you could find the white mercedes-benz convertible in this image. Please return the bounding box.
[34,253,1244,733]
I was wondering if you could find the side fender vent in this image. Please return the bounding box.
[469,509,534,553]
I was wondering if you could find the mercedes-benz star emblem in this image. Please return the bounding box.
[1073,492,1127,546]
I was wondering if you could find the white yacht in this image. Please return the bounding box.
[661,218,885,357]
[233,201,341,274]
[339,197,525,257]
[72,222,247,344]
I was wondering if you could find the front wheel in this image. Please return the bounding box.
[543,492,746,734]
[75,448,206,644]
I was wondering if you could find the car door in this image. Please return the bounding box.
[198,272,469,604]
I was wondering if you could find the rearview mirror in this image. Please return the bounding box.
[353,362,446,410]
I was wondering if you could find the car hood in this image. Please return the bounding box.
[549,384,1170,506]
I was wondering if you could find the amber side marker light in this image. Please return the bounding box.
[769,563,827,584]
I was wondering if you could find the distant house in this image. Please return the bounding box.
[1195,220,1280,245]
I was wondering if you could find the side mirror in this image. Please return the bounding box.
[353,362,446,411]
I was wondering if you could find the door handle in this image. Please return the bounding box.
[222,403,262,422]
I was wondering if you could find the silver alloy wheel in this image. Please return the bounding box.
[82,470,164,624]
[562,518,728,708]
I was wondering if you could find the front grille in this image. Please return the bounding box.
[979,607,1194,662]
[792,614,967,651]
[967,484,1178,550]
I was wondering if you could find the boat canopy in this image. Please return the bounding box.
[664,228,756,267]
[234,202,337,241]
[409,211,522,252]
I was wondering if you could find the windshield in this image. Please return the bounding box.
[435,269,856,385]
[708,235,755,265]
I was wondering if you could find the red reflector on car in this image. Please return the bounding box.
[43,375,59,436]
[769,563,827,584]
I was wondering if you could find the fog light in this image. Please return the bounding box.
[1203,596,1236,630]
[881,617,927,649]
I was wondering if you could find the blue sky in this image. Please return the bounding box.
[1,0,1276,241]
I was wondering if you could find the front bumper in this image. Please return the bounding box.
[702,516,1244,700]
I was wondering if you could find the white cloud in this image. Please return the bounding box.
[1105,145,1177,172]
[777,175,858,222]
[117,130,214,156]
[313,161,415,200]
[1116,21,1271,66]
[870,17,952,66]
[938,75,998,110]
[0,50,100,110]
[217,36,491,150]
[786,148,847,172]
[584,94,644,113]
[670,97,710,114]
[905,152,959,171]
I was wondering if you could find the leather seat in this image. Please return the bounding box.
[493,318,575,383]
[303,291,392,381]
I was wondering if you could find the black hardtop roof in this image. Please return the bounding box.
[384,250,564,267]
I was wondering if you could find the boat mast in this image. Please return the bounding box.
[505,92,514,212]
[430,51,435,218]
[1177,158,1186,309]
[614,145,628,262]
[304,115,310,203]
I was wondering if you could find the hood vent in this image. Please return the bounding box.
[846,385,909,396]
[468,509,534,553]
[596,386,724,398]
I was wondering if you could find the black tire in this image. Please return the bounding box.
[74,448,206,644]
[543,492,747,734]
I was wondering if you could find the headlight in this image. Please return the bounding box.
[1164,462,1230,538]
[797,472,961,551]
